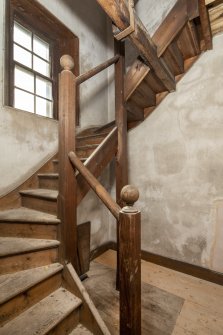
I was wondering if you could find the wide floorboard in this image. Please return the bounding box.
[84,250,223,335]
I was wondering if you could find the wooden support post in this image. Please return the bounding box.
[199,0,213,50]
[115,40,128,290]
[119,185,141,335]
[58,55,78,271]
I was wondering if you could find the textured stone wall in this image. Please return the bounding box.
[128,34,223,272]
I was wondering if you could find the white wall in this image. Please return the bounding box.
[126,0,177,70]
[136,0,178,35]
[0,0,58,196]
[126,34,223,272]
[0,0,112,196]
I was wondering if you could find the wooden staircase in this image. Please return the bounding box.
[124,0,212,127]
[0,0,214,334]
[0,127,112,335]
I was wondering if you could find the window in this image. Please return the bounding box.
[5,0,79,121]
[13,22,53,117]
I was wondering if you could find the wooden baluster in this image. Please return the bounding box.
[58,55,78,271]
[119,185,141,335]
[115,40,128,290]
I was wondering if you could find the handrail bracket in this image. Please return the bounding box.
[114,0,135,41]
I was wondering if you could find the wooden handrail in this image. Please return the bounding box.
[76,126,118,205]
[59,51,141,334]
[69,151,121,220]
[76,55,120,85]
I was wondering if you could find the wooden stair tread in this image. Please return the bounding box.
[20,189,58,200]
[70,324,93,334]
[0,237,60,257]
[0,263,63,304]
[0,207,59,224]
[0,288,82,335]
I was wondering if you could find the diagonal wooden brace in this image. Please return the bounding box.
[114,0,135,41]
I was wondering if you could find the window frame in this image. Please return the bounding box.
[13,20,54,117]
[5,0,80,122]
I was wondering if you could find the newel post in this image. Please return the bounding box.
[119,185,141,335]
[58,55,78,270]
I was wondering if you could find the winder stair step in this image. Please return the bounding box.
[0,288,82,335]
[0,237,60,274]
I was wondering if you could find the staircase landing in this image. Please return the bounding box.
[86,250,223,335]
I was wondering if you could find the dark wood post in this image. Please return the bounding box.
[119,185,141,335]
[115,40,128,290]
[58,55,78,271]
[199,0,213,50]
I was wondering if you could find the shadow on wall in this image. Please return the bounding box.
[62,0,108,44]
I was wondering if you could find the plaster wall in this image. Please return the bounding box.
[127,34,223,272]
[126,0,178,68]
[0,0,111,197]
[136,0,178,35]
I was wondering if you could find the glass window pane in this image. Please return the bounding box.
[14,44,32,68]
[33,56,50,77]
[36,97,53,118]
[33,35,49,61]
[14,22,32,50]
[14,88,34,113]
[36,77,52,99]
[15,66,34,93]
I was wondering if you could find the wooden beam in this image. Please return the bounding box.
[187,0,199,20]
[199,0,213,49]
[115,40,128,208]
[96,0,176,92]
[153,0,188,57]
[115,40,128,291]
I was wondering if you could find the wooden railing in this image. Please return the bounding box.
[59,51,141,334]
[70,152,141,335]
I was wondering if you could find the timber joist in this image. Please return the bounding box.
[96,0,176,92]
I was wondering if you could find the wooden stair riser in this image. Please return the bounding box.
[162,42,185,76]
[177,22,200,59]
[76,146,98,158]
[0,272,62,326]
[21,195,57,215]
[47,308,80,335]
[38,176,59,191]
[76,134,106,146]
[52,160,59,173]
[0,248,59,274]
[0,222,58,240]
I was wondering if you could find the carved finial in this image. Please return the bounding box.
[60,55,74,71]
[120,185,139,213]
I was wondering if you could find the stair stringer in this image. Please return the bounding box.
[63,263,111,335]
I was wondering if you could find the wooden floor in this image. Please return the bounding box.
[85,250,223,335]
